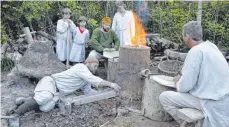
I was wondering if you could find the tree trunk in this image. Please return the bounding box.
[115,46,150,109]
[197,0,202,23]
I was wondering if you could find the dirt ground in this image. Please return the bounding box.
[1,64,178,127]
[1,67,119,127]
[101,112,178,127]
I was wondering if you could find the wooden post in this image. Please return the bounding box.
[66,27,70,69]
[22,27,34,43]
[115,46,150,109]
[141,78,174,122]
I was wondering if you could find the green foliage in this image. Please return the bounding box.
[87,18,99,35]
[1,1,105,42]
[16,1,52,21]
[1,1,229,49]
[1,25,9,44]
[1,58,14,72]
[147,1,229,48]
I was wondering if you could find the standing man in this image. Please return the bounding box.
[112,1,135,47]
[159,21,229,127]
[56,8,76,64]
[89,17,120,60]
[10,57,121,117]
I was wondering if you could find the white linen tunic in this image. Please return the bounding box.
[56,19,76,61]
[69,27,89,62]
[112,11,135,47]
[176,41,229,127]
[34,64,103,111]
[52,64,103,95]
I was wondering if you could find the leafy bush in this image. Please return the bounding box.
[147,1,229,49]
[1,58,14,72]
[1,1,229,49]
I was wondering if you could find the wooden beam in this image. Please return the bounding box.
[37,31,56,42]
[19,31,36,38]
[63,89,118,105]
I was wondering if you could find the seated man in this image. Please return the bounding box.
[88,17,120,60]
[10,57,121,116]
[159,21,229,127]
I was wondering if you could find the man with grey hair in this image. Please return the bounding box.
[159,21,229,127]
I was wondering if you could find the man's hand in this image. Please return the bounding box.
[103,48,116,52]
[110,83,121,91]
[103,48,110,52]
[98,80,121,91]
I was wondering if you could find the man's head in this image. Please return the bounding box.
[79,16,87,27]
[182,21,203,48]
[116,1,126,13]
[102,17,111,32]
[84,57,99,74]
[61,8,71,19]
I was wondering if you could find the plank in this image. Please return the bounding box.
[0,115,16,119]
[177,108,204,123]
[63,89,118,105]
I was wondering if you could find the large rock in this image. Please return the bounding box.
[16,41,66,79]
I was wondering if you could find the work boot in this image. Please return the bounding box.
[14,98,39,116]
[15,97,32,106]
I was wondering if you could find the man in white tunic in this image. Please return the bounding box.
[112,1,135,47]
[56,8,77,63]
[159,21,229,127]
[69,16,90,63]
[11,57,121,116]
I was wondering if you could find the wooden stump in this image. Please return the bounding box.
[107,58,119,82]
[22,27,34,43]
[142,78,174,122]
[116,46,150,109]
